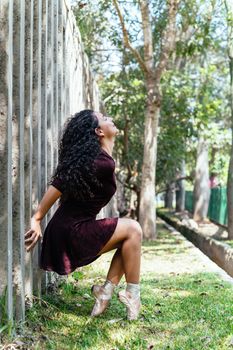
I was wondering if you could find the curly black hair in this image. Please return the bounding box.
[49,109,103,203]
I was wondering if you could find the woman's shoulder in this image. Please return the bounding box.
[50,176,64,193]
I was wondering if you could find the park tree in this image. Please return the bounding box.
[225,0,233,239]
[156,0,224,216]
[113,0,179,239]
[75,0,231,227]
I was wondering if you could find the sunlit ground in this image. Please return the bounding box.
[2,223,233,350]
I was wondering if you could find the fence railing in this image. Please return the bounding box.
[0,0,100,323]
[185,187,228,226]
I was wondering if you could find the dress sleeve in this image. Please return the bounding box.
[50,177,64,193]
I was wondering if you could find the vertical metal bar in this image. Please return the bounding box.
[41,0,48,227]
[46,0,51,224]
[45,0,52,286]
[24,0,34,301]
[63,5,67,121]
[36,0,43,296]
[65,10,69,119]
[44,0,48,227]
[29,0,34,295]
[54,0,58,165]
[38,0,42,200]
[40,0,48,290]
[58,0,63,131]
[32,0,41,294]
[7,0,13,322]
[19,0,25,321]
[62,1,66,125]
[51,0,54,177]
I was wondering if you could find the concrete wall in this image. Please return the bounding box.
[158,210,233,280]
[0,0,100,322]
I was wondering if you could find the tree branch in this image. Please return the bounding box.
[139,0,154,74]
[154,0,179,84]
[157,175,193,194]
[112,0,148,74]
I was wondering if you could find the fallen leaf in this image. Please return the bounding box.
[108,318,123,324]
[83,293,91,299]
[201,336,212,345]
[155,309,162,315]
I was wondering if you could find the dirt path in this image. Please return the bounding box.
[93,218,233,286]
[160,219,233,285]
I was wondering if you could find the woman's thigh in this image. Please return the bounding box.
[98,217,142,255]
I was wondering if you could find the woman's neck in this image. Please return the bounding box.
[101,140,115,156]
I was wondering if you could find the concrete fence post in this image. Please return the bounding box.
[0,0,102,323]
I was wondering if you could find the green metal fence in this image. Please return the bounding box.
[185,187,228,226]
[185,191,194,213]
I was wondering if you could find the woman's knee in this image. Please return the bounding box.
[127,219,143,242]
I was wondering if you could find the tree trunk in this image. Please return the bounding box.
[176,159,186,212]
[165,184,174,210]
[135,190,140,221]
[139,80,158,238]
[113,0,178,239]
[227,143,233,238]
[225,0,233,239]
[193,138,210,221]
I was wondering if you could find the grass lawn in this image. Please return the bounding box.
[1,224,233,350]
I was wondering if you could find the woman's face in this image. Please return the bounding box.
[94,112,119,138]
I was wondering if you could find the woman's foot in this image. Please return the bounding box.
[118,290,141,320]
[90,285,111,317]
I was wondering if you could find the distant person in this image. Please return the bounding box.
[25,110,142,321]
[209,172,220,188]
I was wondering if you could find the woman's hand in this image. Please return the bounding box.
[25,217,42,252]
[24,185,62,252]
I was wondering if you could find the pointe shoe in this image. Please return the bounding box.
[90,285,111,317]
[118,290,141,321]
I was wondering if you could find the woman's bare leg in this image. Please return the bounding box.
[91,218,142,318]
[106,248,124,285]
[99,218,142,283]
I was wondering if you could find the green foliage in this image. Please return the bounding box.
[156,0,231,189]
[0,287,7,327]
[100,67,146,195]
[72,0,113,72]
[74,0,231,197]
[0,288,15,340]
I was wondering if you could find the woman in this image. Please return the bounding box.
[25,110,142,321]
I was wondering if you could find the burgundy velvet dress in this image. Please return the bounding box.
[40,149,119,275]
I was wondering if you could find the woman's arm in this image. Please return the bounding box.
[32,185,62,221]
[25,185,62,252]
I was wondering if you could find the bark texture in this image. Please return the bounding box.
[176,160,186,212]
[193,138,210,221]
[165,184,174,210]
